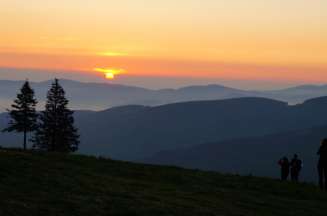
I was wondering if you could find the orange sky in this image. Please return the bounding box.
[0,0,326,84]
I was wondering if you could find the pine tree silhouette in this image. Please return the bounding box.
[33,79,79,152]
[2,81,38,150]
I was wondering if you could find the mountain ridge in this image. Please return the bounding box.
[144,125,327,182]
[2,79,327,112]
[2,96,327,180]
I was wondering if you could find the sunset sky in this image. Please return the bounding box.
[0,0,326,89]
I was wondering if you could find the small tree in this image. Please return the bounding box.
[33,79,79,152]
[2,81,38,150]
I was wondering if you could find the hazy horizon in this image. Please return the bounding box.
[2,67,327,91]
[1,0,326,88]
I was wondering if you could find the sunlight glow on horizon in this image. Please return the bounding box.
[93,68,125,80]
[0,0,326,84]
[98,52,128,57]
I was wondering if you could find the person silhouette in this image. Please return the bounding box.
[290,154,302,182]
[278,157,290,181]
[318,139,327,190]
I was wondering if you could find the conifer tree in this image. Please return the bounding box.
[3,81,38,150]
[33,79,79,152]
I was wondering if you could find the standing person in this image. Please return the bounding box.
[278,157,290,181]
[318,139,327,190]
[290,154,302,182]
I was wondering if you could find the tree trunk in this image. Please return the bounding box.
[23,129,27,150]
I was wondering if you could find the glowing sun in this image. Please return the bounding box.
[105,72,115,79]
[93,68,125,80]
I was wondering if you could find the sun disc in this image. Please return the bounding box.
[93,67,125,80]
[105,72,115,79]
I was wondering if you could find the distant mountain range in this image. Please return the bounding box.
[2,79,327,112]
[2,82,327,181]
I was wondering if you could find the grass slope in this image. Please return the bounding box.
[0,150,326,216]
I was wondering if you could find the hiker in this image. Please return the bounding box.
[290,154,302,182]
[278,157,290,181]
[318,139,327,190]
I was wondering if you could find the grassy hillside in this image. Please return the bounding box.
[0,150,326,216]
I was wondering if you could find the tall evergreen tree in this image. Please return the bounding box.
[2,81,38,150]
[33,79,79,152]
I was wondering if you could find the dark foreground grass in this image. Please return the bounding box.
[0,149,326,216]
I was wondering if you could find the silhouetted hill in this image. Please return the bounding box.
[3,97,327,175]
[301,96,327,107]
[0,150,326,216]
[265,84,327,104]
[76,97,295,160]
[0,79,254,112]
[2,79,327,112]
[74,97,327,161]
[145,125,327,182]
